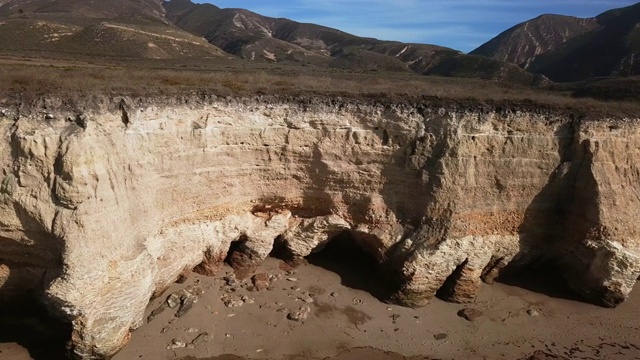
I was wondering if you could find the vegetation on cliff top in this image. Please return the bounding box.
[1,55,639,119]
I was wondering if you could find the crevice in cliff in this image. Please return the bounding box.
[51,162,77,210]
[118,99,130,127]
[436,259,468,302]
[9,125,26,182]
[509,120,604,304]
[306,231,396,302]
[382,129,390,146]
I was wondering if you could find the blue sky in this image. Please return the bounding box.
[199,0,638,52]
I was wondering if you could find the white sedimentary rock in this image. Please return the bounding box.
[0,95,638,358]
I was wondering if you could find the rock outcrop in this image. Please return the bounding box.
[0,95,638,358]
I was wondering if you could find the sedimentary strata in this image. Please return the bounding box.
[0,95,638,358]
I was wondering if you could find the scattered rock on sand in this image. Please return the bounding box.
[147,305,166,322]
[222,295,244,308]
[252,273,271,291]
[223,275,238,287]
[457,308,483,321]
[167,293,181,309]
[520,350,569,360]
[160,283,205,318]
[299,293,314,303]
[188,332,213,348]
[174,284,205,317]
[167,339,187,350]
[527,308,540,317]
[175,293,196,317]
[434,333,448,340]
[287,306,311,322]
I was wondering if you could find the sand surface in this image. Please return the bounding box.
[2,256,639,360]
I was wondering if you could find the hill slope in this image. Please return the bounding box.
[0,0,226,59]
[0,0,166,20]
[528,2,640,82]
[472,2,640,82]
[470,14,599,68]
[0,0,540,85]
[164,0,537,84]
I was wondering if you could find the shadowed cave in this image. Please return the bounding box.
[302,231,398,302]
[0,295,71,360]
[497,260,584,302]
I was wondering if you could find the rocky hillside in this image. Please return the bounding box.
[529,2,640,82]
[470,14,599,68]
[473,2,640,82]
[0,0,226,59]
[0,0,540,84]
[163,0,536,84]
[0,0,167,19]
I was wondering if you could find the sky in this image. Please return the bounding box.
[199,0,638,53]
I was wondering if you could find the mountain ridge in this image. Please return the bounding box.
[162,0,538,84]
[10,0,640,85]
[472,1,640,82]
[470,14,599,68]
[528,2,640,81]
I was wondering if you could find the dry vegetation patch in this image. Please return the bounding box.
[0,55,638,118]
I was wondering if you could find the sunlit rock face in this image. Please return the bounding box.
[0,95,638,358]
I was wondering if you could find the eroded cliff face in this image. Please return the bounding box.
[0,96,638,359]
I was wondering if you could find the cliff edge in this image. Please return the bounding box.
[0,95,638,358]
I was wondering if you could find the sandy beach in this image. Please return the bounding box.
[2,253,639,360]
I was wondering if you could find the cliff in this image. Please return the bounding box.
[0,95,638,358]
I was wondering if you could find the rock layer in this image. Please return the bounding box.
[0,96,638,358]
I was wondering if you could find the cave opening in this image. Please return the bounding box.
[497,260,583,302]
[304,231,397,302]
[224,236,247,265]
[269,235,295,264]
[223,235,261,279]
[0,294,71,360]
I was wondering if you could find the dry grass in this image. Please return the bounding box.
[1,55,639,118]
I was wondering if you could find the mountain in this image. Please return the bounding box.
[0,0,225,59]
[470,14,599,68]
[163,0,537,84]
[528,2,640,82]
[0,0,539,85]
[0,0,166,20]
[164,0,451,68]
[472,2,640,82]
